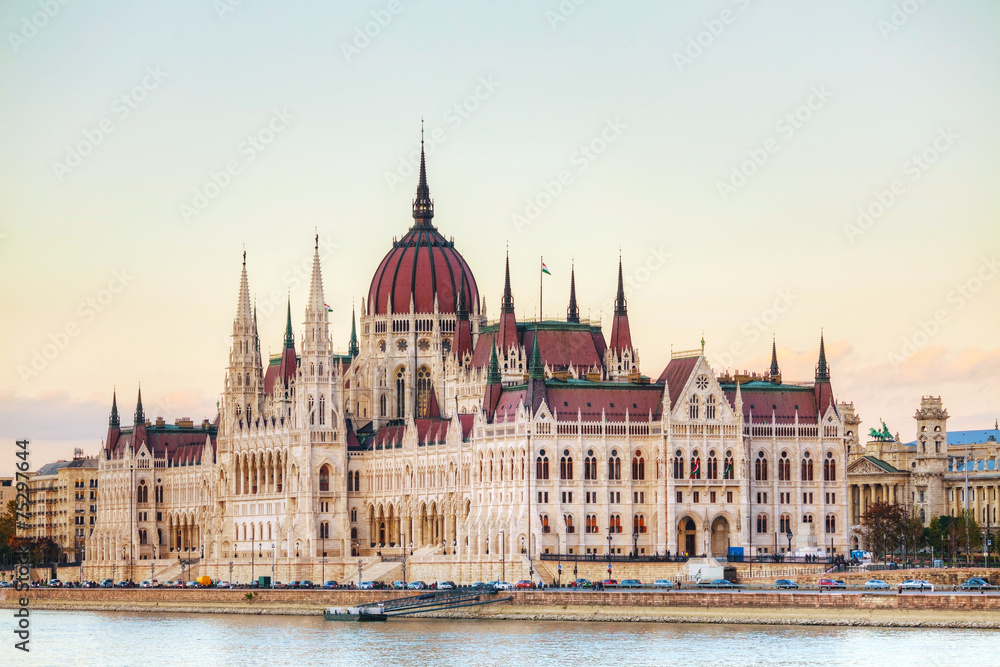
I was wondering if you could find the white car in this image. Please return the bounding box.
[139,580,153,588]
[864,579,890,590]
[493,581,514,591]
[900,579,934,592]
[217,581,231,589]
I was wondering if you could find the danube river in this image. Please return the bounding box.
[13,611,997,666]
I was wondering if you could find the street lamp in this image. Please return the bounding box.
[271,543,276,589]
[321,536,326,585]
[557,563,562,588]
[150,545,156,582]
[520,536,526,554]
[786,531,793,559]
[607,528,613,580]
[500,530,505,583]
[632,530,639,558]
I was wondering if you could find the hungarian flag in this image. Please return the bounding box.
[323,302,334,312]
[541,261,551,275]
[723,461,733,477]
[690,458,700,478]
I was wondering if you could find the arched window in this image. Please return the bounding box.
[560,450,573,480]
[801,452,813,481]
[319,465,330,492]
[723,451,734,480]
[690,451,701,480]
[779,514,791,535]
[395,367,405,418]
[319,521,330,539]
[536,451,549,480]
[755,452,768,481]
[778,452,790,481]
[823,452,836,481]
[379,394,387,417]
[610,514,622,533]
[633,514,646,534]
[540,514,550,533]
[707,451,718,480]
[706,394,716,419]
[138,529,147,545]
[318,395,326,425]
[137,482,148,504]
[673,450,685,480]
[564,514,575,533]
[308,395,315,425]
[586,514,598,534]
[416,366,432,417]
[608,451,621,480]
[825,514,836,534]
[689,395,699,419]
[584,450,597,480]
[803,513,814,524]
[756,514,768,534]
[632,451,645,480]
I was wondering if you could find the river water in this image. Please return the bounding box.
[10,611,997,666]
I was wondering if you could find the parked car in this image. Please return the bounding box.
[324,580,340,589]
[299,581,315,589]
[960,577,991,590]
[900,579,934,592]
[620,579,643,589]
[437,581,457,590]
[774,579,799,589]
[514,580,534,590]
[493,581,514,591]
[186,581,202,588]
[653,579,675,589]
[115,581,131,588]
[602,579,619,588]
[865,579,890,590]
[287,581,301,589]
[172,580,186,588]
[359,581,378,590]
[139,580,153,588]
[472,582,497,591]
[573,578,593,589]
[216,581,232,589]
[404,581,425,590]
[698,579,739,589]
[818,578,847,590]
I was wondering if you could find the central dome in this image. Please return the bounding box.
[367,138,479,316]
[367,225,479,315]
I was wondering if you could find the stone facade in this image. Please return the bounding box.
[84,145,854,583]
[847,395,1000,549]
[25,451,98,563]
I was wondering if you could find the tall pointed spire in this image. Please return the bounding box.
[412,119,435,226]
[566,260,579,323]
[816,330,830,381]
[769,336,781,384]
[497,249,519,354]
[109,389,120,429]
[134,385,144,425]
[487,344,501,384]
[348,302,359,358]
[528,333,544,379]
[457,269,469,319]
[236,248,252,323]
[608,255,633,355]
[454,271,474,363]
[284,297,294,349]
[483,344,503,422]
[614,255,626,316]
[501,249,514,314]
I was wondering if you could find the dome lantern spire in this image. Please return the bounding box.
[412,119,435,226]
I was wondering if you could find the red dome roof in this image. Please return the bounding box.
[367,224,479,315]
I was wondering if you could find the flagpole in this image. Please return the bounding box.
[539,255,543,321]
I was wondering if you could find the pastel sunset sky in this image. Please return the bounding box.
[1,1,998,476]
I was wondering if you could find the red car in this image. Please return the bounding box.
[602,579,619,588]
[515,580,534,589]
[818,578,846,590]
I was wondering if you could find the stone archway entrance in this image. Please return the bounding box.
[711,517,730,558]
[678,518,697,557]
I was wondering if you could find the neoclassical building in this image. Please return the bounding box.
[846,396,1000,550]
[86,144,855,582]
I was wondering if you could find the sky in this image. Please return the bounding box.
[1,1,998,476]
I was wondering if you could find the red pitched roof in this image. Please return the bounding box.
[492,382,663,423]
[656,356,699,409]
[720,381,822,424]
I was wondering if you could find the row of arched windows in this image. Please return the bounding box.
[537,449,645,481]
[672,450,735,480]
[758,451,836,482]
[688,394,718,419]
[761,513,839,535]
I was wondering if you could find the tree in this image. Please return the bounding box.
[858,502,906,561]
[0,500,16,568]
[952,511,983,563]
[928,515,952,560]
[900,511,926,560]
